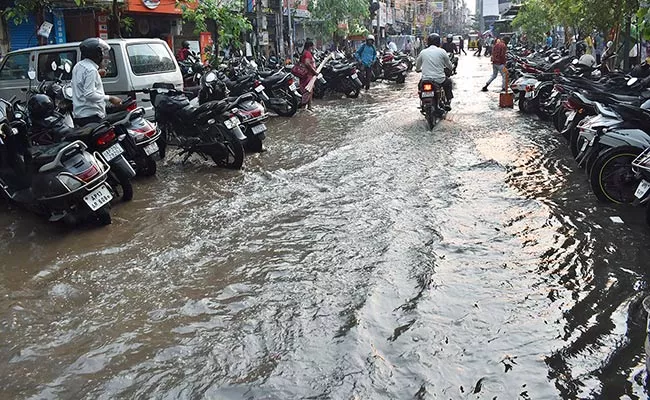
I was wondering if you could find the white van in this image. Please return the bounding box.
[0,38,183,119]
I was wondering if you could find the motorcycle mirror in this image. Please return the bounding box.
[572,59,579,65]
[51,61,58,71]
[205,72,216,83]
[628,77,638,86]
[28,70,36,80]
[64,62,71,74]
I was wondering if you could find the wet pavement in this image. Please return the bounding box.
[2,55,650,399]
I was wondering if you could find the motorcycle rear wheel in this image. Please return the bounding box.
[274,92,298,117]
[426,106,436,130]
[345,87,360,98]
[109,168,134,202]
[211,128,244,170]
[589,145,642,204]
[396,74,406,84]
[95,207,112,226]
[138,156,157,177]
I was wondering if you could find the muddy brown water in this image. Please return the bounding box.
[1,56,650,399]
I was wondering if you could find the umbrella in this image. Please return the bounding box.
[482,30,493,37]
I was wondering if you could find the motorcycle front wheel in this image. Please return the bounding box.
[589,145,642,204]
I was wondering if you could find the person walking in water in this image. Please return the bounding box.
[482,36,510,92]
[356,35,378,90]
[459,36,467,55]
[298,39,318,109]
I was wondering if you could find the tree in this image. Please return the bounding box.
[511,0,552,44]
[180,0,251,52]
[307,0,369,38]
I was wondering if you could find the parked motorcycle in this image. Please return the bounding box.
[146,83,245,169]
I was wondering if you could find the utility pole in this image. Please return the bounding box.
[256,0,264,58]
[287,0,294,60]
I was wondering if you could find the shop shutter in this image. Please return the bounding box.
[8,15,38,51]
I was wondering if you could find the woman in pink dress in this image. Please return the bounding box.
[299,39,318,109]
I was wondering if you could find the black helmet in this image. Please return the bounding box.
[28,94,54,119]
[182,40,190,49]
[80,37,110,64]
[446,34,453,43]
[427,33,440,47]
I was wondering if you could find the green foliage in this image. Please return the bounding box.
[308,0,369,37]
[4,0,83,24]
[121,16,134,34]
[511,0,551,43]
[180,0,251,48]
[513,0,641,43]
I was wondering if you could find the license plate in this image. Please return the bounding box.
[255,85,265,93]
[635,180,650,199]
[143,142,159,156]
[351,73,358,79]
[251,124,266,135]
[102,143,124,162]
[289,83,297,91]
[83,184,113,211]
[421,92,435,98]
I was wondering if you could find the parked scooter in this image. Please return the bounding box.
[0,97,114,226]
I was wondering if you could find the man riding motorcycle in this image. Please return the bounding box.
[416,34,454,110]
[71,37,121,127]
[442,34,457,54]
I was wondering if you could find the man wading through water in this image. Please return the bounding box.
[356,35,378,90]
[482,36,510,92]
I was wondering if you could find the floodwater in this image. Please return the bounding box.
[1,55,650,400]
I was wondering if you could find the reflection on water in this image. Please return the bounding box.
[1,56,649,399]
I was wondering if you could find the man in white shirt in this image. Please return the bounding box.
[71,37,121,127]
[416,34,454,110]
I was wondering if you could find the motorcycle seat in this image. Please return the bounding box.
[258,70,276,78]
[29,142,70,167]
[104,112,128,124]
[194,100,229,115]
[331,64,352,73]
[261,73,284,85]
[62,124,102,140]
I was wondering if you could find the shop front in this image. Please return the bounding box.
[124,0,185,49]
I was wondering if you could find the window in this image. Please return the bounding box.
[0,53,30,80]
[37,51,77,81]
[127,43,176,75]
[102,48,118,78]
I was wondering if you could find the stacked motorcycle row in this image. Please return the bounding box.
[0,48,414,228]
[507,43,650,225]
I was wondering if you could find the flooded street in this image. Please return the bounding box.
[3,55,650,399]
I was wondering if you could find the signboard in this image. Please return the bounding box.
[199,32,213,63]
[387,6,394,24]
[378,1,386,27]
[127,0,184,14]
[53,11,66,44]
[37,21,53,38]
[432,1,444,13]
[96,14,108,40]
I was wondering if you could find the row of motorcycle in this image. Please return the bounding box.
[0,48,416,228]
[507,45,650,224]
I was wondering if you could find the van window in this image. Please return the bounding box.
[127,43,175,75]
[37,51,77,81]
[102,48,118,78]
[0,53,30,80]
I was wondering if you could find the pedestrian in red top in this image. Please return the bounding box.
[482,36,510,92]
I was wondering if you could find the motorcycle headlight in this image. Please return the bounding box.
[58,174,83,190]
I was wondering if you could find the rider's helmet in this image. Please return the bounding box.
[427,33,441,47]
[446,34,453,43]
[80,37,110,66]
[367,34,375,43]
[182,40,190,49]
[28,94,55,119]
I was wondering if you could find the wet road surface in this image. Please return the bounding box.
[2,55,650,399]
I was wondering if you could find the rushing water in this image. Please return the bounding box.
[1,56,650,399]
